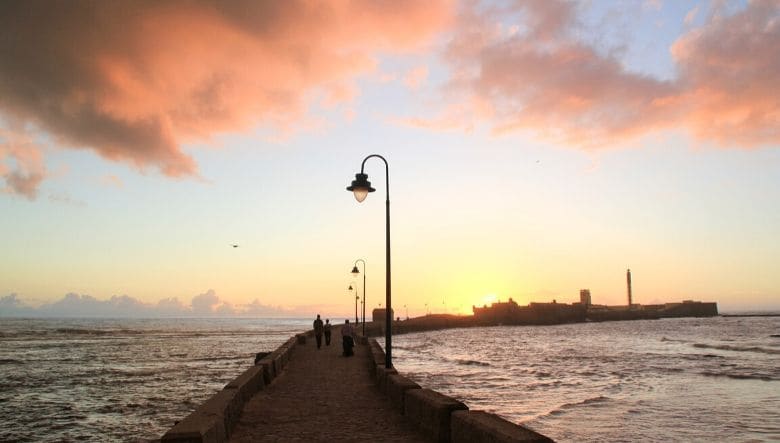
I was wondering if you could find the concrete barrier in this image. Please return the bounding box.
[386,374,420,414]
[161,388,240,443]
[375,365,398,393]
[256,354,276,385]
[451,410,554,443]
[272,352,284,376]
[296,333,307,344]
[404,388,468,442]
[162,334,301,442]
[225,366,265,405]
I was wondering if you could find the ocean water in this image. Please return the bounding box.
[0,318,310,442]
[2,317,778,442]
[388,316,780,442]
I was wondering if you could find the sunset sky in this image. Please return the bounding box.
[1,0,778,317]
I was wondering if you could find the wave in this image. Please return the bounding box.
[700,371,775,382]
[537,396,611,418]
[394,343,432,352]
[55,328,119,335]
[0,358,24,365]
[692,343,780,355]
[454,359,490,367]
[661,337,689,343]
[188,356,247,362]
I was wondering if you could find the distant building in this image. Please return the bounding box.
[579,289,592,306]
[372,308,394,323]
[473,298,586,325]
[627,268,633,307]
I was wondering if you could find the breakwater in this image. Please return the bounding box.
[160,329,554,442]
[160,333,301,442]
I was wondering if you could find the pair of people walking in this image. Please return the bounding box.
[313,314,355,357]
[313,314,332,349]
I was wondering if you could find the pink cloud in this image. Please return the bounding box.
[404,66,430,89]
[411,0,779,149]
[0,130,47,199]
[0,0,453,198]
[671,0,780,147]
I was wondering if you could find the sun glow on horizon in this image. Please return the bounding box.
[479,293,498,308]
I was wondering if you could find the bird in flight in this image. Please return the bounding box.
[231,244,239,248]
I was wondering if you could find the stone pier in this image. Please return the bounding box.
[161,327,553,442]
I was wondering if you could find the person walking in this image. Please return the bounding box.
[313,314,324,349]
[342,319,355,357]
[323,319,332,346]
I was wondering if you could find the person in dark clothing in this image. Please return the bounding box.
[323,319,332,346]
[342,319,355,357]
[313,314,324,349]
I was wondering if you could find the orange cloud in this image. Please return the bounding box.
[671,0,780,147]
[416,0,779,149]
[0,130,46,200]
[0,0,453,198]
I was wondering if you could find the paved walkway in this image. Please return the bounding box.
[229,330,429,442]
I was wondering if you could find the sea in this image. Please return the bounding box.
[0,318,310,442]
[1,316,778,442]
[387,316,780,442]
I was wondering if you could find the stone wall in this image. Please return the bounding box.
[159,334,302,443]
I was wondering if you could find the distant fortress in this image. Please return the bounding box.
[472,269,718,325]
[472,296,718,325]
[363,270,718,336]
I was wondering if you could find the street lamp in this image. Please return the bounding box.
[351,259,367,336]
[347,154,392,369]
[348,284,358,325]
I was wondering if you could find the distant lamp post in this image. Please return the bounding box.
[347,154,392,368]
[348,284,358,325]
[351,259,367,336]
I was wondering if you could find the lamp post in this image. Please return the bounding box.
[347,154,392,369]
[348,284,357,325]
[351,259,367,336]
[355,294,360,325]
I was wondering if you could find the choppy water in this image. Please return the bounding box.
[3,316,778,442]
[0,318,309,442]
[389,316,780,442]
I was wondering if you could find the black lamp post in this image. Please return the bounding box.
[351,259,367,336]
[356,294,360,325]
[346,154,392,369]
[348,284,357,325]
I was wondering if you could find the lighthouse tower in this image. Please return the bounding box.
[627,268,633,307]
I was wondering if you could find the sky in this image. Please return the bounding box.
[1,0,779,318]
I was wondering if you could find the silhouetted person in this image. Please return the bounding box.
[342,319,355,357]
[324,319,332,346]
[313,314,324,349]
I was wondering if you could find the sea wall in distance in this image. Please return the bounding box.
[364,300,719,338]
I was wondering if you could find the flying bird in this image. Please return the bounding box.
[231,244,239,248]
